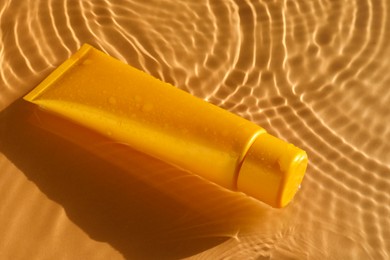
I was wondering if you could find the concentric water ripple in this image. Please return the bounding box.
[1,0,390,259]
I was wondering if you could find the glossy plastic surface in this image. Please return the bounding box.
[24,44,307,208]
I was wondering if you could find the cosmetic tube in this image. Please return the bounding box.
[24,44,308,208]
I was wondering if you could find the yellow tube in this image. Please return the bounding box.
[23,44,308,208]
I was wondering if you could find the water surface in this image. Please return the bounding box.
[0,0,389,259]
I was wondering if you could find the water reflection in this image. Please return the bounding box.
[0,0,389,259]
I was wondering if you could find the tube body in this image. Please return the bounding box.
[24,44,307,207]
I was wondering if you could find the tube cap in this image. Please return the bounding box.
[237,133,308,208]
